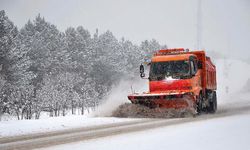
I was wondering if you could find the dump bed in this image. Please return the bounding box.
[189,51,216,91]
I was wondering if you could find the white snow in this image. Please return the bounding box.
[92,79,148,117]
[215,58,250,104]
[42,111,250,150]
[0,115,139,137]
[164,76,177,82]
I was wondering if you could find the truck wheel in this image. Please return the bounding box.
[196,93,203,114]
[207,91,217,113]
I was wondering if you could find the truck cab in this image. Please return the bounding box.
[149,53,200,93]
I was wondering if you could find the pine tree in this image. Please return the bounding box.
[0,10,18,119]
[0,10,18,75]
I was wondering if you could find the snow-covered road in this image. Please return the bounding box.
[0,116,141,137]
[1,101,250,150]
[43,111,250,150]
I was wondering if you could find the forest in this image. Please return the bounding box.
[0,10,166,120]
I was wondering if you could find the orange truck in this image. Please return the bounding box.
[128,48,217,114]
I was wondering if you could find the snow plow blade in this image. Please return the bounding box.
[127,93,195,109]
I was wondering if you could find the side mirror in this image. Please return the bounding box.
[198,61,203,69]
[190,60,197,76]
[140,64,145,78]
[191,69,196,76]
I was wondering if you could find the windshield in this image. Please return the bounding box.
[149,60,190,81]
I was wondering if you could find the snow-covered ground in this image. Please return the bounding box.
[1,58,250,150]
[42,111,250,150]
[0,116,139,137]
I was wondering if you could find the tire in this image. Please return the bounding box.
[196,93,203,114]
[207,91,217,113]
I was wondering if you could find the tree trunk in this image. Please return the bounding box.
[55,102,58,117]
[71,100,74,115]
[54,109,57,117]
[62,104,66,116]
[35,111,40,119]
[71,106,74,115]
[81,103,84,115]
[49,107,53,117]
[63,108,65,116]
[26,109,29,119]
[26,105,32,120]
[58,106,60,116]
[16,110,20,120]
[21,108,25,120]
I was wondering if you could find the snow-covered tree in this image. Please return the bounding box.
[0,75,6,119]
[1,12,168,119]
[140,39,161,62]
[0,10,19,119]
[0,10,18,77]
[37,72,83,116]
[6,19,36,120]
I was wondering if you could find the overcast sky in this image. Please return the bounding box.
[1,0,250,60]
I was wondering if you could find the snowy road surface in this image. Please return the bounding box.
[40,102,250,150]
[43,111,250,150]
[1,102,250,150]
[0,116,141,137]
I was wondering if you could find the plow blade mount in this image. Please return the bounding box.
[128,93,195,109]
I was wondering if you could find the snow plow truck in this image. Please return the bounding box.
[128,48,217,114]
